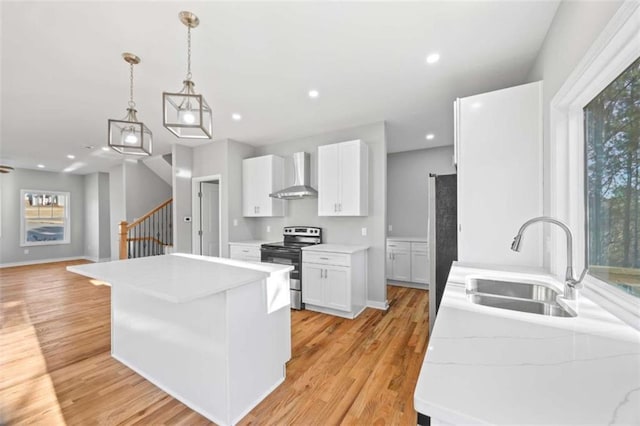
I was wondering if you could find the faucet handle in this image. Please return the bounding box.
[568,268,588,289]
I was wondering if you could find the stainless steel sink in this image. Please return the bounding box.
[466,278,576,318]
[467,278,559,303]
[467,293,576,317]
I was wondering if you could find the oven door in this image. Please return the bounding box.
[260,247,300,286]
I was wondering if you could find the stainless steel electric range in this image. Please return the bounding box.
[260,226,322,310]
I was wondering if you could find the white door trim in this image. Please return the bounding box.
[549,1,640,329]
[191,174,222,256]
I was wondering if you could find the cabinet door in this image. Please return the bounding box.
[386,250,394,280]
[411,251,429,284]
[302,264,324,306]
[392,250,411,281]
[457,82,542,267]
[324,266,350,311]
[253,156,272,217]
[318,144,340,216]
[242,158,258,217]
[337,141,360,215]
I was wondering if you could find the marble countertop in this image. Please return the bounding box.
[414,262,640,425]
[301,244,369,254]
[387,237,428,243]
[228,240,281,247]
[67,254,293,304]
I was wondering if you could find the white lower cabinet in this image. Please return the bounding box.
[302,247,367,319]
[228,243,261,262]
[386,240,429,286]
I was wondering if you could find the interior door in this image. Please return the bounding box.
[200,181,220,256]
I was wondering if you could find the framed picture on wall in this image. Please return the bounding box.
[20,189,70,246]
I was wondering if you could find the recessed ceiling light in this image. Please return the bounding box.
[426,53,440,64]
[426,133,435,140]
[37,164,45,168]
[102,147,110,151]
[67,154,75,159]
[232,113,242,121]
[308,89,319,99]
[472,102,482,109]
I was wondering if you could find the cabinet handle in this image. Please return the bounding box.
[334,203,337,212]
[338,203,342,212]
[320,257,329,260]
[242,249,249,253]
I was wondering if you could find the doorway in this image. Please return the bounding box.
[191,175,221,256]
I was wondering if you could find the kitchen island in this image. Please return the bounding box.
[68,253,294,426]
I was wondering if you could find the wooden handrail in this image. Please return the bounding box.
[125,198,172,231]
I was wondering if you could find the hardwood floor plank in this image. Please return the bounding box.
[0,262,429,425]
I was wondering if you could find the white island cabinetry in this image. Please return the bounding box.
[301,244,368,319]
[67,254,293,426]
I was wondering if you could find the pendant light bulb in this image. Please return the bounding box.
[179,108,196,125]
[121,127,139,145]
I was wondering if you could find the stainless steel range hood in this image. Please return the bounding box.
[269,152,318,200]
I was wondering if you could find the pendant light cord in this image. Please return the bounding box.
[186,26,192,81]
[128,62,136,108]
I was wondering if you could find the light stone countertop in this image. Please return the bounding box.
[414,262,640,425]
[301,244,369,254]
[228,240,281,247]
[67,253,293,304]
[387,237,428,243]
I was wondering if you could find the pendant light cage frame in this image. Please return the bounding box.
[162,11,213,140]
[108,53,153,156]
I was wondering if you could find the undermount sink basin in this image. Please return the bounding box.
[466,277,576,318]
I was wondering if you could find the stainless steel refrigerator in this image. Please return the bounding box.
[428,174,458,333]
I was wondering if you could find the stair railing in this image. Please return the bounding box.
[119,198,173,260]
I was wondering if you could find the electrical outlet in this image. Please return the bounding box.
[267,225,271,233]
[388,225,393,232]
[233,219,238,227]
[361,227,367,237]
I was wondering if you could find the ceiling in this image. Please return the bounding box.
[0,1,559,174]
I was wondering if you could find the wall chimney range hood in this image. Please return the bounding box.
[269,152,318,200]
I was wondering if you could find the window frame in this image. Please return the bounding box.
[550,1,640,329]
[20,189,71,247]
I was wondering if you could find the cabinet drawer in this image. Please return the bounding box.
[229,245,260,260]
[411,242,428,253]
[303,251,350,267]
[387,241,410,251]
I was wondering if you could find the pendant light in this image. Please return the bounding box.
[108,53,153,156]
[162,11,213,139]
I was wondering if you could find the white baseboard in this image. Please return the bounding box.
[388,281,429,291]
[366,300,390,310]
[0,256,88,269]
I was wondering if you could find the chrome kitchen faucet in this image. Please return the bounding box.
[511,216,587,300]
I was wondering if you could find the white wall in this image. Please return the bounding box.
[527,0,623,267]
[83,172,110,262]
[173,144,195,254]
[387,146,455,238]
[252,122,388,306]
[109,161,171,260]
[124,161,172,222]
[0,168,85,265]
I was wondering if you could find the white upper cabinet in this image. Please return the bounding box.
[242,155,285,217]
[456,81,543,267]
[318,140,368,216]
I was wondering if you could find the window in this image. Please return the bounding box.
[21,190,70,246]
[584,56,640,298]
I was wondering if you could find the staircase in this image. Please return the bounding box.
[119,198,173,260]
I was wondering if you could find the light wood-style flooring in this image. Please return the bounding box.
[1,260,429,425]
